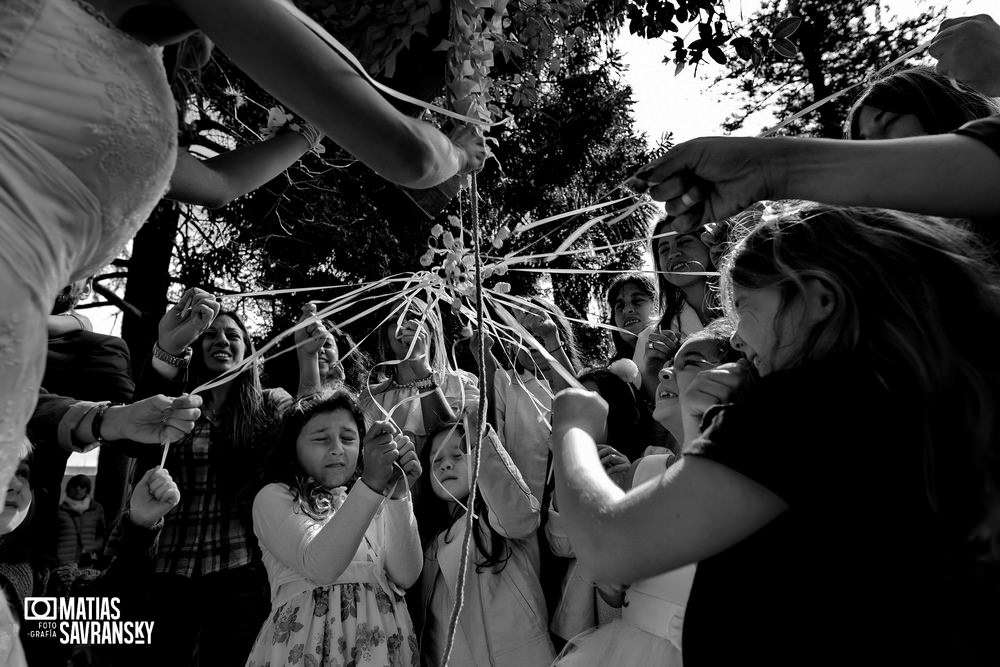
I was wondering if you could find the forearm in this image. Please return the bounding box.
[169,133,312,208]
[296,352,322,398]
[478,429,540,539]
[552,428,627,574]
[175,0,464,188]
[543,336,577,393]
[382,495,423,589]
[420,385,458,435]
[778,135,1000,218]
[257,483,383,585]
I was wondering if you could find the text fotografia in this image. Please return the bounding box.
[23,597,155,645]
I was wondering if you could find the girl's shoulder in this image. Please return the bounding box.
[254,481,294,508]
[263,387,293,414]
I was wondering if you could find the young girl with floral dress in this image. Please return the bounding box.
[247,391,423,667]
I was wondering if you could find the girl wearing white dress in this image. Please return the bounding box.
[554,320,742,666]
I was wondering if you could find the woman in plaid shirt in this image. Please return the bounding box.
[124,288,327,667]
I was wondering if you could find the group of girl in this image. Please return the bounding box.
[4,3,1000,665]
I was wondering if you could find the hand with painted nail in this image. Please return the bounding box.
[627,137,783,233]
[157,288,221,356]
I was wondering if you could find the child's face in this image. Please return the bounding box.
[612,284,656,342]
[0,458,32,536]
[318,335,344,385]
[67,483,89,501]
[657,220,714,286]
[429,430,471,502]
[731,284,813,376]
[652,361,681,437]
[855,105,927,140]
[296,408,361,489]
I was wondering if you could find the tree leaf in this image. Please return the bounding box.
[732,36,754,61]
[751,48,763,69]
[772,16,802,40]
[708,45,727,64]
[674,58,686,76]
[772,37,798,58]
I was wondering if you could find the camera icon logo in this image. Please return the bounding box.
[24,597,58,621]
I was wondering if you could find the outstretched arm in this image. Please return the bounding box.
[630,132,1000,232]
[168,131,314,208]
[551,389,786,584]
[172,0,485,189]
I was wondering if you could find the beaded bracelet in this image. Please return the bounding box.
[391,371,439,391]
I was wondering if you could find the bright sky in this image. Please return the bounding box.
[617,0,1000,145]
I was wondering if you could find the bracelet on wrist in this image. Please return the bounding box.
[152,341,192,369]
[91,401,125,445]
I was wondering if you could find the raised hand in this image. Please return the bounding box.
[294,303,330,357]
[597,444,630,487]
[681,360,752,445]
[361,420,401,494]
[451,124,488,175]
[387,434,421,500]
[552,388,609,446]
[129,466,181,528]
[929,15,1000,96]
[100,394,203,444]
[396,318,429,360]
[158,287,220,355]
[519,309,558,343]
[639,326,680,374]
[626,137,783,234]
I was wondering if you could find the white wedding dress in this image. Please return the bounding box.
[0,0,177,660]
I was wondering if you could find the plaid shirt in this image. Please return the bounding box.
[154,388,290,577]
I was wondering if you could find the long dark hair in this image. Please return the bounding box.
[846,66,1000,139]
[651,215,721,332]
[417,423,511,573]
[258,390,367,521]
[577,367,646,461]
[188,310,280,499]
[723,203,1000,537]
[606,273,657,361]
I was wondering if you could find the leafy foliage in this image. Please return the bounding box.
[124,4,656,373]
[717,0,938,137]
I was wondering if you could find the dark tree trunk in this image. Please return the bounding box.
[120,201,180,379]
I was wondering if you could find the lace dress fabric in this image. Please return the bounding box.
[0,2,177,660]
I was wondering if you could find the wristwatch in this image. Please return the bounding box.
[152,341,192,369]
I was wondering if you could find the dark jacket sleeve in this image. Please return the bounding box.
[46,515,161,597]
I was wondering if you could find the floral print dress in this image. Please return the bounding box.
[246,485,418,667]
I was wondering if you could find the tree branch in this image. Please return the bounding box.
[92,283,143,320]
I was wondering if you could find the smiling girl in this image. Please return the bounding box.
[606,274,659,363]
[552,203,1000,666]
[129,288,323,666]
